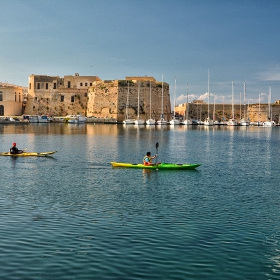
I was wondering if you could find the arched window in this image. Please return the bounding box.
[0,105,4,116]
[0,91,3,101]
[15,92,17,102]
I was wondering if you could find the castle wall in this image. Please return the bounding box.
[87,78,171,122]
[176,103,280,123]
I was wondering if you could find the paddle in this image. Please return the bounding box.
[155,142,159,165]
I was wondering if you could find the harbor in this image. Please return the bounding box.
[1,123,280,279]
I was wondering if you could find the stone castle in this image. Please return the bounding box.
[23,73,280,123]
[25,74,171,122]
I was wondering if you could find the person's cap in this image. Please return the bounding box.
[12,142,16,146]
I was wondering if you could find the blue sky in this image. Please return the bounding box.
[1,0,280,106]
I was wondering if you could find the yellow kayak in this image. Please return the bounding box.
[0,151,57,157]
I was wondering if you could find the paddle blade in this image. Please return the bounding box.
[156,142,159,149]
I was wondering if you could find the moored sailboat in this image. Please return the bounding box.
[227,81,238,126]
[157,75,168,125]
[146,80,156,125]
[239,81,250,126]
[123,81,135,124]
[204,70,214,126]
[169,78,180,125]
[263,86,275,127]
[182,82,192,125]
[134,81,145,125]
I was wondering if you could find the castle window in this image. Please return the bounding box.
[0,93,3,101]
[34,97,37,101]
[0,105,4,115]
[19,93,21,102]
[54,82,57,89]
[84,93,87,97]
[15,92,17,101]
[71,95,75,102]
[46,83,48,90]
[90,83,92,86]
[29,83,31,90]
[60,95,64,102]
[85,83,88,86]
[80,83,83,86]
[68,81,71,88]
[37,83,40,89]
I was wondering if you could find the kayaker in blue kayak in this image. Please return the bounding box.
[143,152,157,166]
[10,142,23,154]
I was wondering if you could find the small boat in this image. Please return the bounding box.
[123,119,135,125]
[157,117,168,125]
[66,115,87,123]
[146,119,156,125]
[24,115,50,123]
[239,118,250,126]
[0,151,57,157]
[111,162,201,170]
[227,118,238,126]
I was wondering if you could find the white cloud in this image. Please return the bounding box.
[258,65,280,81]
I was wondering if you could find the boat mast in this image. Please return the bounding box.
[213,94,216,121]
[149,80,152,119]
[268,85,271,120]
[222,96,225,121]
[240,91,242,120]
[186,82,189,119]
[259,93,261,123]
[126,81,130,119]
[208,69,210,119]
[244,81,246,120]
[137,81,140,120]
[232,81,234,119]
[174,77,176,118]
[161,75,164,118]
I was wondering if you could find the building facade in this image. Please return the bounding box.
[0,84,25,116]
[25,73,101,116]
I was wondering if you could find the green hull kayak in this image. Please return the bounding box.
[0,151,57,157]
[111,162,201,170]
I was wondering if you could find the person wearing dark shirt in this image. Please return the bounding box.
[10,142,23,154]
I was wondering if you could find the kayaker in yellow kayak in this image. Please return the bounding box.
[10,142,23,154]
[143,152,157,166]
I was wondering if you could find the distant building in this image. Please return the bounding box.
[24,74,171,122]
[0,84,25,116]
[25,73,101,116]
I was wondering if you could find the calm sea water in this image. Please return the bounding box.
[1,123,280,280]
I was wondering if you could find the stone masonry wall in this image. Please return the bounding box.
[176,103,280,123]
[87,79,171,122]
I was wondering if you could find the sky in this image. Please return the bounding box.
[1,0,280,106]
